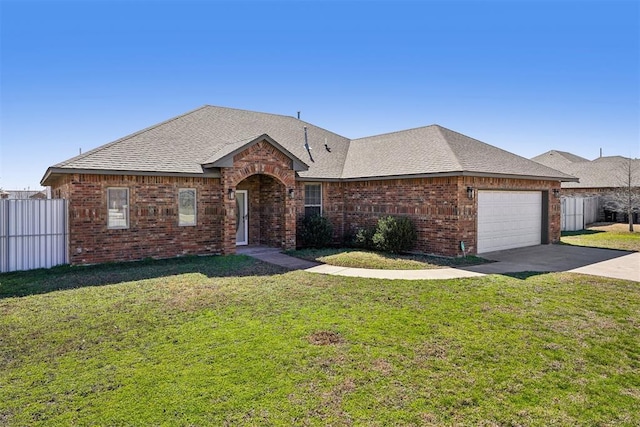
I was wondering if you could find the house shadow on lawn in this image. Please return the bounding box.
[501,271,551,280]
[561,229,605,237]
[0,255,287,299]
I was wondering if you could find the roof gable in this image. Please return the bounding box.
[202,134,308,171]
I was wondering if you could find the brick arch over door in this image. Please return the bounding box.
[219,139,298,254]
[236,174,287,248]
[223,140,297,190]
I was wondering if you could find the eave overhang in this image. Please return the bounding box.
[296,171,580,183]
[41,167,221,186]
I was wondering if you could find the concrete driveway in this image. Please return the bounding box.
[462,244,639,282]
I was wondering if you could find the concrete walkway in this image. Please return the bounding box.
[238,245,639,282]
[236,246,320,270]
[569,252,640,282]
[461,245,639,282]
[304,264,484,280]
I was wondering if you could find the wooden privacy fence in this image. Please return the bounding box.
[0,199,68,273]
[561,196,600,231]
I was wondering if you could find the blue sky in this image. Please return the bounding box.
[1,0,638,190]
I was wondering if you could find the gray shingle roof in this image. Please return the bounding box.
[531,150,589,171]
[42,105,576,184]
[47,106,350,179]
[343,125,576,180]
[564,157,639,188]
[533,151,640,188]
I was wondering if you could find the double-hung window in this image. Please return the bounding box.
[178,188,197,226]
[107,188,129,229]
[304,183,322,217]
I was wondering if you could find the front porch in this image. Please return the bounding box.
[216,136,305,255]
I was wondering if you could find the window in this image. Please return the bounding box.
[304,183,322,217]
[107,188,129,229]
[178,188,197,226]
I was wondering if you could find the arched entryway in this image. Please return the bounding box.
[217,136,304,254]
[235,174,288,248]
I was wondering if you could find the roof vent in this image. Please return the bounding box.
[304,126,314,162]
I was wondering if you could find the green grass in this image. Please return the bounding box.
[561,223,640,252]
[0,254,286,299]
[1,256,638,426]
[287,248,488,270]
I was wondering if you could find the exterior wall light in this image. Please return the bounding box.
[288,188,295,199]
[553,188,561,198]
[466,186,475,200]
[228,188,235,200]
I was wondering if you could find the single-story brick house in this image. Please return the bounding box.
[41,105,576,265]
[532,150,640,223]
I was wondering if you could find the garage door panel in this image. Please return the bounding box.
[478,191,542,253]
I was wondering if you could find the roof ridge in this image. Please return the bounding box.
[433,125,464,171]
[202,104,351,140]
[55,105,210,167]
[351,124,440,141]
[202,105,353,177]
[436,125,577,179]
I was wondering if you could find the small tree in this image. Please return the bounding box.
[602,158,640,232]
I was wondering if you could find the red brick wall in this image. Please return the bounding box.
[219,139,297,253]
[50,153,562,264]
[561,187,615,197]
[319,177,463,256]
[237,175,286,247]
[301,177,562,257]
[52,174,224,264]
[460,176,562,253]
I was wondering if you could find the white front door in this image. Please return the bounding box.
[235,190,248,246]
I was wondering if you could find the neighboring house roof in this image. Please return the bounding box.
[1,190,47,199]
[532,152,640,188]
[42,105,576,185]
[531,150,589,171]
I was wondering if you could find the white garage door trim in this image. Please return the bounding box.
[477,190,542,253]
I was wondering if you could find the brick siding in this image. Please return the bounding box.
[52,174,224,265]
[304,176,561,257]
[50,140,562,264]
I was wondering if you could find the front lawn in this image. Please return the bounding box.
[1,256,638,426]
[561,222,640,252]
[287,248,488,270]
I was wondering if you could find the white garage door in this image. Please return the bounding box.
[477,190,542,253]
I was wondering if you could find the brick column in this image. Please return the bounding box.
[284,191,297,250]
[220,168,236,255]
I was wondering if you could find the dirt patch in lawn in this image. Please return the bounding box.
[308,331,344,345]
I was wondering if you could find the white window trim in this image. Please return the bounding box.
[304,182,323,216]
[107,187,129,229]
[178,188,197,226]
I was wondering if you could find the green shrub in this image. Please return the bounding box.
[372,216,417,253]
[300,215,334,248]
[351,226,376,249]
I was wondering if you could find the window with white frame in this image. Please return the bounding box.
[304,183,322,217]
[107,188,129,229]
[178,188,197,226]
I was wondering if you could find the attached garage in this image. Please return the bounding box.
[477,190,543,253]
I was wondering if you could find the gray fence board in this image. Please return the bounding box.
[0,199,68,272]
[561,196,600,231]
